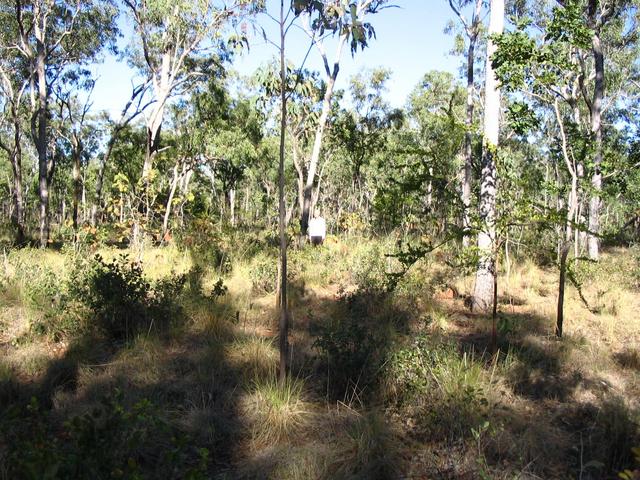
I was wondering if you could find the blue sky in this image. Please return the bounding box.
[90,1,468,117]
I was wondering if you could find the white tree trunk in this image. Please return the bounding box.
[162,163,180,237]
[472,0,504,312]
[588,33,604,260]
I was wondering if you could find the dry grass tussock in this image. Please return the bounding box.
[241,374,313,449]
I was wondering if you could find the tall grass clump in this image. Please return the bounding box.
[226,335,279,380]
[328,410,400,480]
[243,375,311,448]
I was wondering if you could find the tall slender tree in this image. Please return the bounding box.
[296,0,389,236]
[448,0,484,248]
[277,0,289,383]
[91,80,152,226]
[0,47,28,244]
[472,0,503,312]
[123,0,255,192]
[1,0,118,247]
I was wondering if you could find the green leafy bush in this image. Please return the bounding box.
[385,336,491,442]
[313,290,395,397]
[349,243,390,292]
[74,254,186,340]
[250,255,278,294]
[1,392,210,479]
[186,265,205,295]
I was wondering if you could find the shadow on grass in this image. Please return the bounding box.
[0,280,261,477]
[1,256,637,480]
[450,307,639,477]
[0,268,413,479]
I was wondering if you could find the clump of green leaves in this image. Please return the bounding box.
[1,392,210,479]
[313,288,398,398]
[385,336,492,442]
[249,255,278,295]
[349,242,392,292]
[73,254,186,340]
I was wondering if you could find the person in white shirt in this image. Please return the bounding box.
[308,209,326,246]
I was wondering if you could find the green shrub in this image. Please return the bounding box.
[313,290,396,398]
[385,336,491,443]
[349,243,390,292]
[582,397,640,476]
[186,265,205,295]
[250,255,279,295]
[1,392,210,479]
[73,254,186,340]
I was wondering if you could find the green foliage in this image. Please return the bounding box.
[630,247,640,290]
[619,446,640,480]
[506,101,539,136]
[292,0,389,54]
[314,314,376,394]
[5,250,85,339]
[349,241,392,292]
[75,255,186,340]
[545,0,594,49]
[1,392,210,479]
[250,254,279,295]
[313,288,400,397]
[581,397,640,476]
[385,335,491,442]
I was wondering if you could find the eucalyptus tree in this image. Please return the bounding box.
[54,76,97,232]
[189,76,263,227]
[277,0,289,383]
[254,62,324,222]
[294,0,391,235]
[447,0,485,247]
[494,4,589,336]
[405,70,465,232]
[0,39,29,244]
[581,0,639,259]
[286,69,323,220]
[0,0,118,247]
[472,0,503,313]
[332,68,402,216]
[373,71,464,236]
[491,0,640,334]
[123,0,258,196]
[91,80,152,226]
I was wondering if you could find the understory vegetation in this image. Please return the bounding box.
[1,233,638,479]
[2,0,640,478]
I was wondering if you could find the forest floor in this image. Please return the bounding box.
[1,235,639,479]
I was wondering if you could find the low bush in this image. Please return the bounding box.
[72,254,186,340]
[349,242,391,293]
[249,254,279,295]
[0,392,210,479]
[385,335,492,443]
[582,397,640,475]
[249,253,300,295]
[313,290,398,398]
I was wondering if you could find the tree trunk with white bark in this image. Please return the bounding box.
[472,0,504,312]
